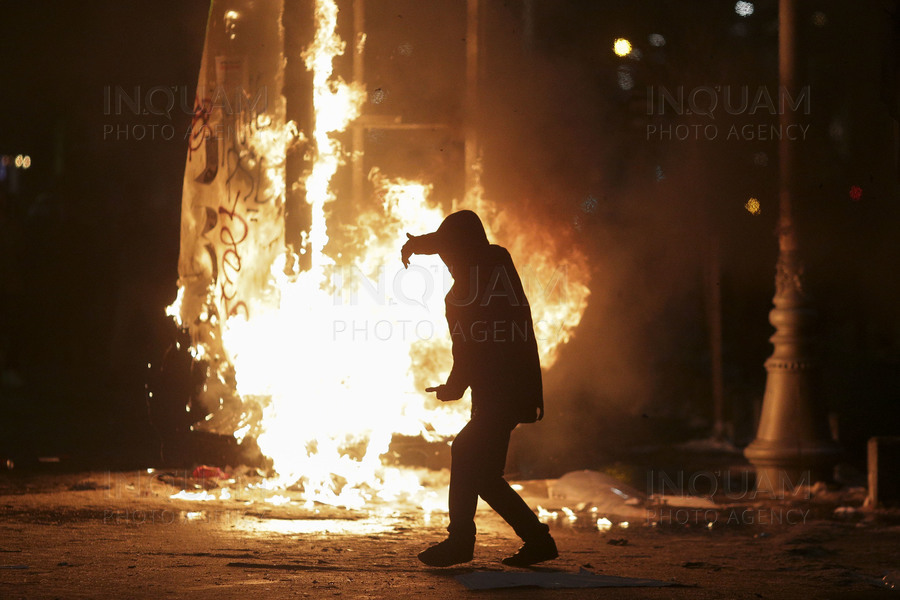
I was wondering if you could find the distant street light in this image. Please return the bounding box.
[613,38,632,57]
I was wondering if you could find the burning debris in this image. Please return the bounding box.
[167,0,590,508]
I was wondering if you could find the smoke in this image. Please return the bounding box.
[168,1,790,474]
[319,1,710,469]
[463,2,778,471]
[318,0,900,471]
[320,2,743,471]
[474,8,710,391]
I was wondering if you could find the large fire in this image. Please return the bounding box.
[168,0,590,509]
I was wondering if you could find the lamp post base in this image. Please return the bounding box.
[744,250,841,496]
[745,437,841,496]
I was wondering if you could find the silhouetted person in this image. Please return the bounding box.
[401,210,558,568]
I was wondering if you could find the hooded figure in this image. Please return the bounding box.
[401,210,557,568]
[402,210,543,423]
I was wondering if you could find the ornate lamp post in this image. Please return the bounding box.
[743,0,840,494]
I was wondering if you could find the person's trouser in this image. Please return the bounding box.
[447,416,549,543]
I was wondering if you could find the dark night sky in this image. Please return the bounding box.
[1,1,898,471]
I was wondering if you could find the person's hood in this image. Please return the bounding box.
[416,210,489,255]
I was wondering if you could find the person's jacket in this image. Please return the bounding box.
[444,244,544,423]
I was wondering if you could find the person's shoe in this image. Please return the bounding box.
[501,535,558,567]
[417,538,474,567]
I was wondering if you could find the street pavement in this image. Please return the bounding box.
[1,470,899,599]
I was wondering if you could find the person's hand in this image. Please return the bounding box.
[400,233,416,269]
[425,384,462,402]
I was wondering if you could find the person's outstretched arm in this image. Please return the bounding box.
[400,232,440,268]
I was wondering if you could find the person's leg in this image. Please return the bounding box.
[464,416,557,567]
[418,421,477,566]
[468,418,550,543]
[420,416,556,567]
[446,420,478,541]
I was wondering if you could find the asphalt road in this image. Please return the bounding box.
[1,471,898,599]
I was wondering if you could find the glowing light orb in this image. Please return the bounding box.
[613,38,632,57]
[744,197,761,215]
[735,1,754,17]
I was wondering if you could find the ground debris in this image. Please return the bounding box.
[156,473,219,490]
[69,481,109,491]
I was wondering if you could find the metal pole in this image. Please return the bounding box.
[743,0,840,494]
[464,0,479,205]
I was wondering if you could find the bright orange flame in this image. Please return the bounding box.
[169,0,590,509]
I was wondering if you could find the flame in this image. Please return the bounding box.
[169,0,590,509]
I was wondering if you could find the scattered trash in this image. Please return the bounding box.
[833,506,858,517]
[456,568,674,590]
[157,473,219,491]
[607,538,629,546]
[192,465,230,480]
[810,481,829,496]
[549,470,646,517]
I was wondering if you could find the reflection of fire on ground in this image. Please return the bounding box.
[155,467,648,535]
[167,0,590,510]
